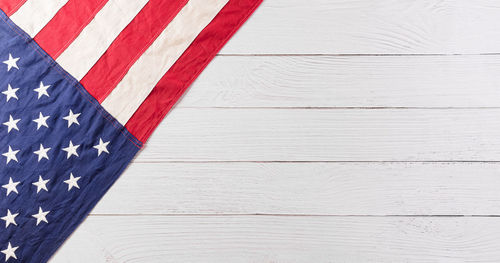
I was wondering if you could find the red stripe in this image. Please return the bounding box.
[0,0,27,16]
[33,0,109,59]
[125,0,263,142]
[80,0,188,102]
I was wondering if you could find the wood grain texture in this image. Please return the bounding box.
[51,216,500,262]
[48,1,500,262]
[138,108,500,162]
[182,55,500,108]
[93,162,500,215]
[221,0,500,54]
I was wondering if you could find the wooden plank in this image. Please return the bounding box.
[93,162,500,215]
[221,0,500,54]
[137,108,500,161]
[51,216,500,262]
[183,55,500,107]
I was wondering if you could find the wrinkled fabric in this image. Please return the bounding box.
[0,0,262,261]
[0,10,140,262]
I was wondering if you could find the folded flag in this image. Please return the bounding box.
[0,0,262,261]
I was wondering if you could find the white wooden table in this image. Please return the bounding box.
[51,1,500,262]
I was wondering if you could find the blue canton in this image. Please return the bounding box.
[0,10,141,262]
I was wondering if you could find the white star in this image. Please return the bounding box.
[1,242,18,261]
[33,112,49,130]
[2,178,19,196]
[2,146,19,164]
[63,109,80,128]
[33,144,50,162]
[32,207,49,225]
[32,175,49,193]
[93,138,110,156]
[1,210,18,228]
[33,81,50,99]
[2,84,18,102]
[62,141,79,159]
[64,173,80,191]
[2,115,20,133]
[3,53,19,71]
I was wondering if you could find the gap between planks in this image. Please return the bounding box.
[86,214,500,217]
[132,161,500,163]
[176,106,500,109]
[216,53,500,57]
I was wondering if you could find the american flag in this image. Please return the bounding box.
[0,0,262,261]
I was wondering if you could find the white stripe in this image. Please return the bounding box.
[102,0,229,124]
[56,0,148,80]
[10,0,70,37]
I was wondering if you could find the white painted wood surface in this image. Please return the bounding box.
[52,216,500,263]
[220,0,500,54]
[91,162,500,215]
[138,108,500,161]
[51,0,500,262]
[181,55,500,107]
